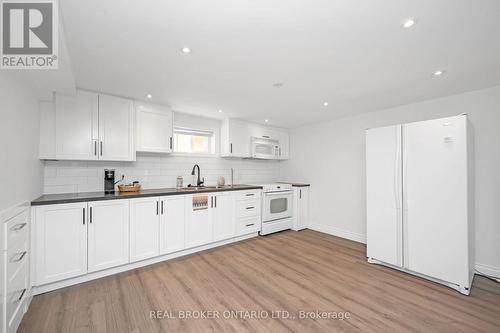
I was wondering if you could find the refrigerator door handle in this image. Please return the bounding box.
[402,125,409,268]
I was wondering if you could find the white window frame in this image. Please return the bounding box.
[173,126,216,156]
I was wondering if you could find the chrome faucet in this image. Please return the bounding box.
[191,164,204,187]
[231,168,234,187]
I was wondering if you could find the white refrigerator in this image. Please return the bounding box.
[366,115,474,295]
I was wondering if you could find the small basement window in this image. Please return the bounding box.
[174,127,215,155]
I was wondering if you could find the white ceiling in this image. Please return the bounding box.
[60,0,500,128]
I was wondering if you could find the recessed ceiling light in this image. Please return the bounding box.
[434,70,445,76]
[272,82,284,88]
[218,109,223,113]
[402,18,416,28]
[181,47,191,54]
[323,102,329,107]
[265,119,269,123]
[146,94,152,99]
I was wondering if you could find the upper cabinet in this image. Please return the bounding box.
[220,118,289,160]
[98,95,135,161]
[136,103,173,153]
[51,89,135,161]
[55,90,98,160]
[220,118,251,158]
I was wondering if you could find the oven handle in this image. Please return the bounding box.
[264,191,293,196]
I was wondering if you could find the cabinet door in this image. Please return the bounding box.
[88,200,129,272]
[129,197,160,262]
[34,203,87,285]
[55,90,99,160]
[136,103,173,153]
[222,119,251,158]
[213,193,236,242]
[160,196,185,255]
[185,195,213,248]
[277,130,289,160]
[98,94,135,161]
[366,125,403,267]
[297,187,309,229]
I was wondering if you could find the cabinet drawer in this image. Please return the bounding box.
[6,260,28,325]
[235,190,261,201]
[236,216,261,235]
[5,209,29,251]
[236,199,261,218]
[7,239,28,281]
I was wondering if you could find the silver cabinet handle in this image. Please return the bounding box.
[161,200,164,215]
[10,223,27,231]
[230,143,233,153]
[170,137,173,150]
[94,140,97,156]
[18,288,26,301]
[245,193,255,197]
[11,251,27,263]
[246,206,255,210]
[245,223,255,227]
[90,207,93,224]
[100,141,103,156]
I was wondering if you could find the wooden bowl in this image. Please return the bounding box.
[118,184,141,192]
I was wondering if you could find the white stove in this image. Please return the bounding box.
[252,183,294,235]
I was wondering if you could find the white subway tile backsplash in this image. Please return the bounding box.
[43,154,281,194]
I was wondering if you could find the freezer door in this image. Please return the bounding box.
[366,125,403,267]
[403,115,469,287]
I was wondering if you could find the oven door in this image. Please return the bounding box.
[262,191,293,222]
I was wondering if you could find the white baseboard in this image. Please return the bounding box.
[308,222,366,244]
[308,223,500,280]
[475,263,500,279]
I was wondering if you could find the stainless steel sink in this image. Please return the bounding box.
[178,186,217,192]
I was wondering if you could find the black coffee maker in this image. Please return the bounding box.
[104,169,116,193]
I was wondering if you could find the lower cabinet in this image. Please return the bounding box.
[88,200,129,272]
[293,186,309,231]
[129,197,160,262]
[159,196,185,255]
[34,202,88,285]
[185,194,213,248]
[212,192,236,241]
[32,190,262,291]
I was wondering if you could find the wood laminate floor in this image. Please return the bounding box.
[19,230,500,333]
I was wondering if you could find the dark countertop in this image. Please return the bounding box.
[31,185,263,206]
[278,182,310,187]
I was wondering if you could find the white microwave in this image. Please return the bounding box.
[251,136,281,159]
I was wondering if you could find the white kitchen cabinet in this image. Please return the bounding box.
[136,103,173,153]
[129,197,160,262]
[185,195,213,248]
[34,202,88,285]
[55,90,99,160]
[98,94,135,161]
[159,196,185,255]
[52,89,135,161]
[212,192,236,241]
[292,186,309,231]
[276,129,290,160]
[220,119,251,158]
[221,118,289,159]
[87,200,129,272]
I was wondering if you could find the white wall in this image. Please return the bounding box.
[281,85,500,276]
[0,74,43,211]
[43,112,281,194]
